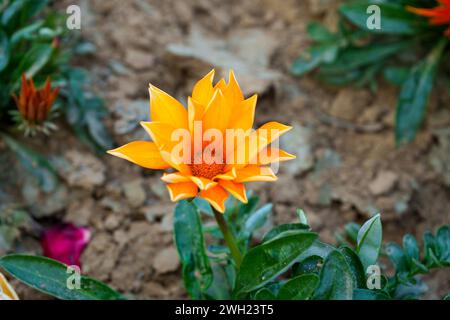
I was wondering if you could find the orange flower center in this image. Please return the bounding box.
[189,162,225,180]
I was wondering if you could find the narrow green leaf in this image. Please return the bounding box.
[436,225,449,264]
[0,29,9,71]
[313,250,354,300]
[396,39,447,144]
[383,67,410,86]
[204,263,232,300]
[235,231,317,294]
[262,223,310,243]
[174,200,212,299]
[244,204,272,235]
[86,110,114,150]
[385,243,408,274]
[340,3,421,35]
[13,44,53,82]
[278,274,319,300]
[0,255,123,300]
[10,21,44,44]
[1,133,57,192]
[320,41,411,74]
[291,43,338,76]
[1,0,26,26]
[356,213,382,270]
[353,288,389,300]
[296,208,308,225]
[403,234,420,263]
[307,22,336,42]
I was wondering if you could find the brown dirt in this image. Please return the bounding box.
[3,0,449,299]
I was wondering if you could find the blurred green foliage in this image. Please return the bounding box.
[0,0,113,191]
[292,0,449,145]
[174,195,449,300]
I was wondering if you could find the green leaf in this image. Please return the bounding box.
[262,223,310,243]
[1,0,27,26]
[313,250,354,300]
[385,243,408,274]
[204,263,232,300]
[0,29,9,72]
[0,254,123,300]
[403,234,420,262]
[307,22,336,42]
[86,110,114,150]
[193,197,213,216]
[344,222,360,244]
[243,204,272,235]
[278,274,319,300]
[254,287,276,300]
[174,200,212,299]
[292,255,322,276]
[234,231,317,295]
[297,240,334,262]
[383,67,410,86]
[1,133,57,192]
[339,2,421,35]
[10,20,44,44]
[422,231,440,266]
[14,44,53,81]
[339,246,366,288]
[356,213,382,270]
[23,0,49,20]
[353,288,389,300]
[320,41,411,74]
[291,43,338,76]
[436,225,449,264]
[296,208,308,225]
[395,39,447,144]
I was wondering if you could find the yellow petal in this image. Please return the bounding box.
[235,165,278,183]
[107,141,170,169]
[192,69,215,107]
[225,134,268,171]
[159,150,192,174]
[166,182,198,201]
[228,94,257,131]
[257,148,296,165]
[213,167,236,181]
[226,122,292,169]
[224,70,244,105]
[188,97,205,133]
[190,176,218,190]
[202,89,231,132]
[161,172,191,183]
[219,179,247,203]
[200,185,229,213]
[214,78,227,92]
[149,84,188,129]
[140,121,179,150]
[255,121,292,144]
[0,272,19,300]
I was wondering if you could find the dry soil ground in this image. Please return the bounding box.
[2,0,449,299]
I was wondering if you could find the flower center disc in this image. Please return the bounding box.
[189,163,225,180]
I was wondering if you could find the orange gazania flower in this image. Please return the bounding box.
[13,74,59,124]
[108,70,295,213]
[407,0,450,37]
[0,272,19,300]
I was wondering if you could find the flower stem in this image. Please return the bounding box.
[212,208,242,269]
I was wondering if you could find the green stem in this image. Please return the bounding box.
[212,208,242,269]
